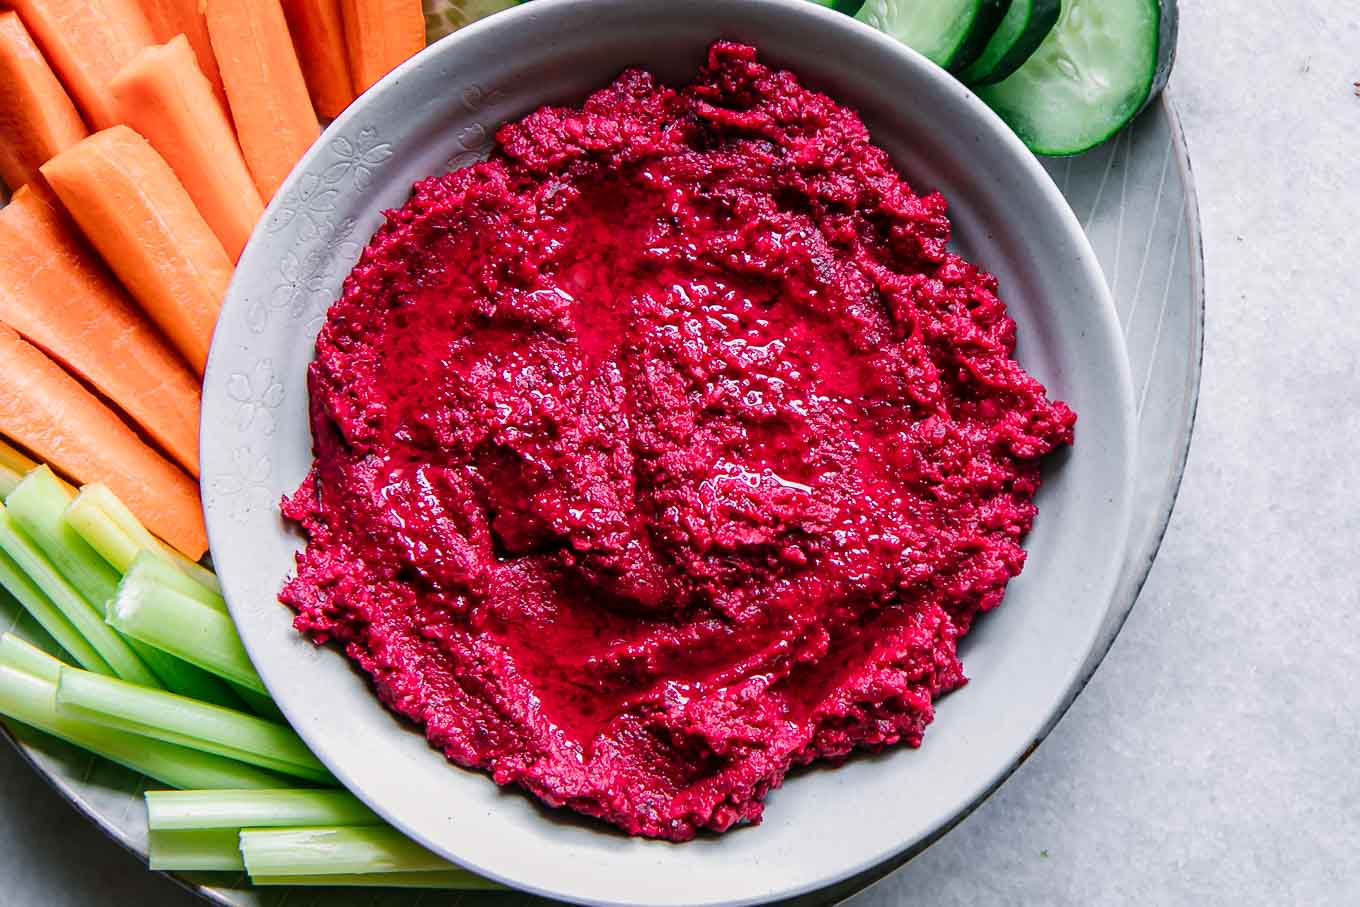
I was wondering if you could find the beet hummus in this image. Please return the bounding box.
[282,42,1075,841]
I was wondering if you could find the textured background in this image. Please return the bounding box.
[3,0,1358,903]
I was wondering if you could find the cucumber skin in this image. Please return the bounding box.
[963,0,1061,86]
[948,0,1013,75]
[832,0,867,12]
[988,0,1181,157]
[1148,0,1179,102]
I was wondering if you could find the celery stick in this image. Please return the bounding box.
[240,827,458,876]
[0,637,286,790]
[126,550,225,613]
[250,871,502,889]
[6,468,122,605]
[164,549,222,597]
[167,551,222,596]
[0,465,23,500]
[108,566,266,694]
[146,790,380,830]
[135,646,243,709]
[64,487,141,573]
[0,438,38,481]
[0,546,107,673]
[0,505,157,686]
[89,482,219,590]
[148,829,246,871]
[0,633,63,679]
[7,471,242,707]
[69,484,221,594]
[121,554,279,718]
[55,667,333,783]
[234,686,285,722]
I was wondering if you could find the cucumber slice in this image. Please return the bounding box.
[977,0,1179,156]
[855,0,988,69]
[949,1,1013,74]
[959,0,1061,85]
[832,0,868,12]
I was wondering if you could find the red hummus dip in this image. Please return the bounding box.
[282,43,1075,841]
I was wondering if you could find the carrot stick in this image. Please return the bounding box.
[281,0,355,120]
[10,0,155,130]
[205,0,320,200]
[340,0,425,93]
[0,12,88,192]
[0,326,207,559]
[134,0,229,111]
[0,187,203,477]
[40,126,232,377]
[112,37,264,263]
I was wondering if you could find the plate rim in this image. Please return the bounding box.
[2,29,1202,907]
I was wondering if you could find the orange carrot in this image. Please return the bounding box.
[10,0,154,130]
[281,0,355,120]
[134,0,229,110]
[0,187,203,477]
[340,0,425,93]
[40,127,233,376]
[111,37,264,263]
[205,0,320,200]
[0,12,88,191]
[0,325,207,558]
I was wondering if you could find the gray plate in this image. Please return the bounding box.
[200,2,1133,904]
[1,18,1201,907]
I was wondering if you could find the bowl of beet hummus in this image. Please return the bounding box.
[202,1,1136,904]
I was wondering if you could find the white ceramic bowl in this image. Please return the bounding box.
[202,1,1136,904]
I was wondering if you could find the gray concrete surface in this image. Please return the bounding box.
[3,1,1358,903]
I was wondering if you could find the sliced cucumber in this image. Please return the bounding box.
[855,0,989,70]
[948,1,1013,74]
[832,0,868,12]
[977,0,1178,156]
[959,0,1061,85]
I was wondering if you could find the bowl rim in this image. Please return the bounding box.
[203,1,1137,904]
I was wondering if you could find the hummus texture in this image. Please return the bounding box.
[282,43,1076,841]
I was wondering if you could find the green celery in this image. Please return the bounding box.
[0,439,37,474]
[55,666,333,783]
[250,871,502,889]
[0,465,22,500]
[0,504,157,685]
[125,550,225,613]
[6,468,122,605]
[7,470,242,707]
[108,562,266,694]
[234,686,286,722]
[0,634,286,790]
[118,556,279,715]
[146,789,379,830]
[148,829,245,871]
[0,632,63,677]
[62,486,140,573]
[0,440,37,498]
[166,551,222,597]
[239,826,462,877]
[67,484,221,594]
[0,546,106,672]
